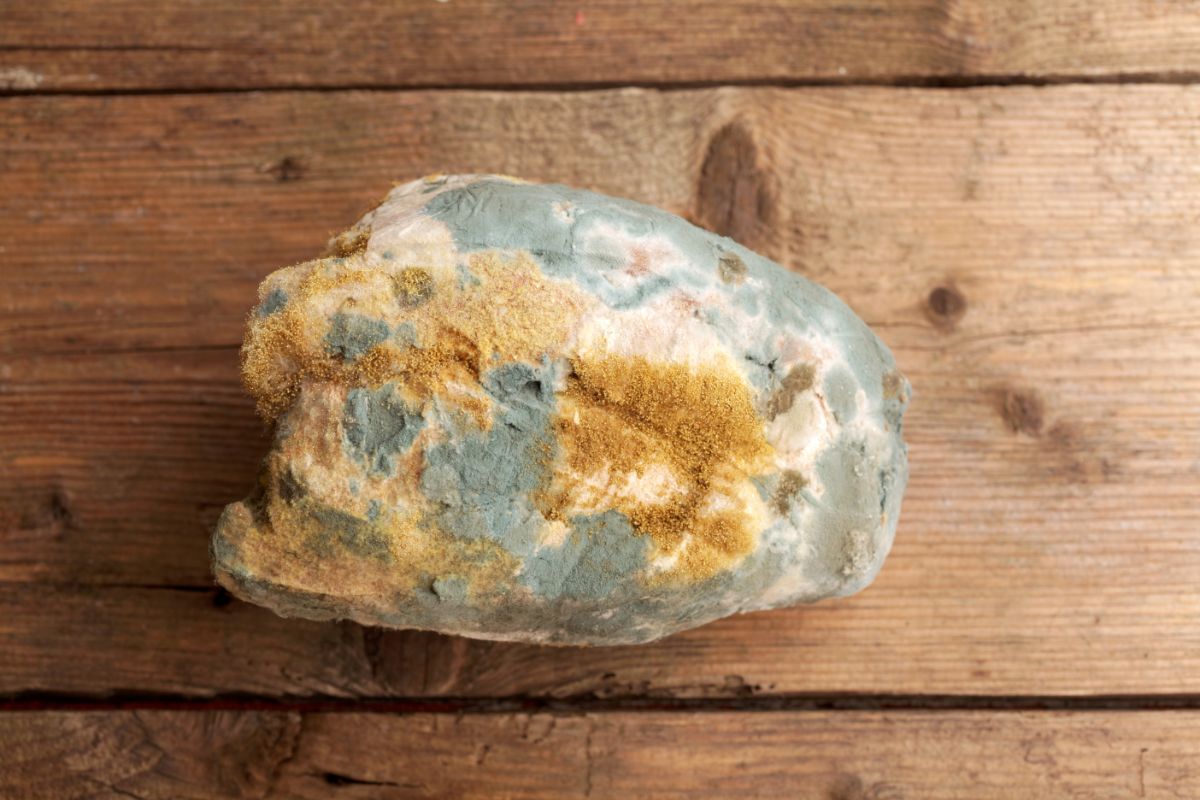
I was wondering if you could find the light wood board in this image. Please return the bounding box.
[4,1,1200,91]
[2,86,1198,698]
[3,710,1198,799]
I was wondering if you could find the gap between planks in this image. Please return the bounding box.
[7,71,1200,98]
[6,693,1200,714]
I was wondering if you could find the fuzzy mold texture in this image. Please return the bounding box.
[212,174,910,645]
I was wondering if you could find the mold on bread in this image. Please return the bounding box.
[212,174,910,645]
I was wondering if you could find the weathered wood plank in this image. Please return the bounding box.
[3,710,1198,798]
[1,87,1198,697]
[3,1,1200,92]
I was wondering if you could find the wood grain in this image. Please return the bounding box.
[4,1,1200,92]
[2,709,1198,798]
[2,86,1199,698]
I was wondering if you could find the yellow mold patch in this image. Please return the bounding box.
[241,249,595,424]
[541,352,776,582]
[236,493,522,607]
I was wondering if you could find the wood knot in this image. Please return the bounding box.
[13,487,74,538]
[46,487,73,529]
[925,283,967,330]
[1045,420,1118,485]
[265,155,305,182]
[694,121,780,255]
[827,773,867,800]
[1000,388,1044,436]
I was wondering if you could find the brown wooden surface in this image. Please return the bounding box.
[3,710,1198,799]
[2,87,1199,700]
[4,4,1200,796]
[4,1,1200,92]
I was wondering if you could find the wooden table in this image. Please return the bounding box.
[3,2,1199,797]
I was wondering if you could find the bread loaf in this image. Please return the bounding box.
[212,174,910,645]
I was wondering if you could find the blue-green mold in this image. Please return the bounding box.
[455,261,481,288]
[307,504,392,561]
[822,365,859,424]
[521,510,649,600]
[326,311,390,361]
[420,360,559,556]
[425,180,713,308]
[213,174,910,647]
[430,575,469,603]
[257,287,289,317]
[393,320,419,347]
[343,383,425,475]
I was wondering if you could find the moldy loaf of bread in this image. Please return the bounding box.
[212,174,910,645]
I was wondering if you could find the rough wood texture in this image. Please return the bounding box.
[3,710,1198,798]
[4,1,1200,91]
[2,86,1199,698]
